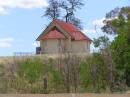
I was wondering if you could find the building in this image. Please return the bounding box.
[36,19,92,54]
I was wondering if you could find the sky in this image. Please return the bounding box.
[0,0,129,56]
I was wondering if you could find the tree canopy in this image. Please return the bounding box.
[44,0,84,29]
[102,6,130,87]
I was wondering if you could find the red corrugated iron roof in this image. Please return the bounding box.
[53,19,92,41]
[37,19,92,41]
[40,29,65,40]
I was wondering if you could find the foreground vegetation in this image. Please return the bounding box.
[0,52,129,93]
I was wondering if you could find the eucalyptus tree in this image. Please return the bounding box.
[60,0,84,29]
[44,0,61,19]
[44,0,84,29]
[102,6,130,88]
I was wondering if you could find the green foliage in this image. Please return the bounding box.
[8,58,65,93]
[80,53,108,93]
[49,69,64,93]
[103,6,130,88]
[80,57,92,88]
[111,33,130,87]
[93,35,110,49]
[8,76,45,93]
[17,58,45,83]
[7,58,51,93]
[0,65,7,93]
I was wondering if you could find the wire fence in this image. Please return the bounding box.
[13,52,35,56]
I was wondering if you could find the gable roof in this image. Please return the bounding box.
[39,29,65,40]
[37,19,92,41]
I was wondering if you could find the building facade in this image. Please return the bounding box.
[36,19,92,54]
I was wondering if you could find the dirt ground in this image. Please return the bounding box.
[0,93,130,97]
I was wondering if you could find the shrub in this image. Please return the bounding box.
[8,58,50,93]
[0,65,7,93]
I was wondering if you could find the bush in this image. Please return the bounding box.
[0,65,7,93]
[80,53,108,93]
[17,58,45,83]
[8,58,50,93]
[2,54,129,93]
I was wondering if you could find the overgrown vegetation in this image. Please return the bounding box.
[0,51,129,93]
[101,6,130,92]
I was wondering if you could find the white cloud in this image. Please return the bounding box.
[82,28,104,40]
[0,0,48,15]
[83,29,96,33]
[0,7,8,15]
[92,17,119,26]
[82,28,102,34]
[0,37,14,48]
[92,18,105,26]
[32,41,40,47]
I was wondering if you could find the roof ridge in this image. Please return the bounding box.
[53,19,76,26]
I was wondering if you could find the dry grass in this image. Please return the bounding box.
[0,53,90,66]
[0,56,14,68]
[0,93,129,97]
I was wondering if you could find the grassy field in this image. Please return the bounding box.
[0,55,129,94]
[0,93,130,97]
[0,55,62,64]
[0,54,89,66]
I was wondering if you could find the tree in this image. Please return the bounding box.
[60,0,84,29]
[44,0,84,29]
[93,35,110,50]
[93,36,116,92]
[44,0,60,20]
[80,53,108,92]
[102,7,130,88]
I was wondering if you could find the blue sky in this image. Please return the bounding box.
[0,0,129,56]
